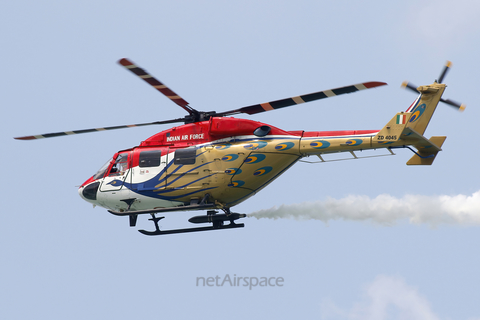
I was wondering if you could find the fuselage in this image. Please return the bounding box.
[78,117,382,213]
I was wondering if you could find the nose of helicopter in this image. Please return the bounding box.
[78,177,100,202]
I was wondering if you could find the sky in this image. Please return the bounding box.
[2,0,480,319]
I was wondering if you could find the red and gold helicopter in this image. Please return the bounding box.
[15,59,464,235]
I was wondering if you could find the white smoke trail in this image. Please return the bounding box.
[248,191,480,227]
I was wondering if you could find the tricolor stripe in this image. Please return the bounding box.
[406,96,421,113]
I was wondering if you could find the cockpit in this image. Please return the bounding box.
[92,152,131,180]
[80,151,132,203]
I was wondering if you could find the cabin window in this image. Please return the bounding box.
[139,150,162,167]
[174,148,196,165]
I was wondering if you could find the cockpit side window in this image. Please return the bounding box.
[109,153,129,176]
[139,150,162,167]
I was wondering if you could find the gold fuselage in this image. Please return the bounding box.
[89,129,406,213]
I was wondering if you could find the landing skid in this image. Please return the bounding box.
[138,212,244,236]
[107,194,246,236]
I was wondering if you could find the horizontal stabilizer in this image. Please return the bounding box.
[406,135,446,165]
[401,127,443,152]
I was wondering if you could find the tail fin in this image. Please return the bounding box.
[404,83,446,135]
[373,82,447,144]
[372,82,448,166]
[373,61,464,165]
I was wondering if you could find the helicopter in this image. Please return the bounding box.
[15,59,464,236]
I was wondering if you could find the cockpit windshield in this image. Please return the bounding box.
[93,159,111,180]
[92,152,130,180]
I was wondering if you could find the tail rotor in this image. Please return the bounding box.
[401,61,465,112]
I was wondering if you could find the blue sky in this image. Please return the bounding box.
[2,1,480,319]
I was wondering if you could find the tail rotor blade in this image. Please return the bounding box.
[441,98,466,111]
[401,81,420,93]
[438,61,452,84]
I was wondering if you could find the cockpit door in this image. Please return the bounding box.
[99,152,131,192]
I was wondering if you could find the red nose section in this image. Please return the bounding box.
[80,176,95,188]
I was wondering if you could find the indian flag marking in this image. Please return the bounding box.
[396,114,407,124]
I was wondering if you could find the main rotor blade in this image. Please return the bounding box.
[118,58,196,115]
[14,118,185,140]
[216,81,387,116]
[438,60,452,84]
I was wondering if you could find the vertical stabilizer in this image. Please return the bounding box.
[404,83,446,135]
